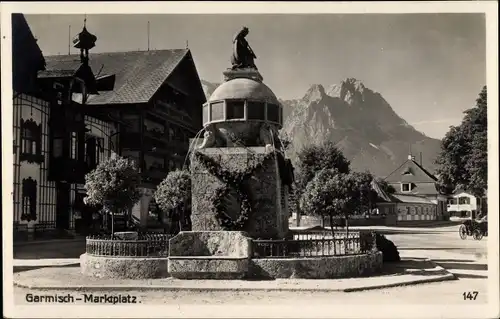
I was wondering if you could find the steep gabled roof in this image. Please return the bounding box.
[384,156,441,196]
[370,179,392,202]
[385,157,438,183]
[12,13,46,93]
[452,188,487,198]
[43,49,194,105]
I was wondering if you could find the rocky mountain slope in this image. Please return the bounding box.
[201,78,441,177]
[201,80,220,100]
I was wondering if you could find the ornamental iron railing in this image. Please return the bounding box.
[85,233,173,257]
[86,231,377,258]
[253,231,376,258]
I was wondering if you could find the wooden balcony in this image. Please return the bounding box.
[144,129,168,142]
[48,157,94,184]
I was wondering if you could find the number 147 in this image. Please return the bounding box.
[463,291,479,300]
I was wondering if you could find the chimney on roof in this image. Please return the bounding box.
[68,25,71,55]
[408,144,413,161]
[420,152,423,166]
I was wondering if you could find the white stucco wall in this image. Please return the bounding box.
[396,203,437,221]
[13,93,118,230]
[13,93,57,226]
[448,192,478,212]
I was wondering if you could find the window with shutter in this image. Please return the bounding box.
[20,119,43,164]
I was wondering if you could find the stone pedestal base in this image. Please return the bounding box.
[191,147,289,239]
[131,187,154,228]
[223,68,263,82]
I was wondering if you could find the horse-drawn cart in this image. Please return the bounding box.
[459,216,488,240]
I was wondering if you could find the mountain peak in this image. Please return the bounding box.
[201,80,221,100]
[343,77,365,87]
[303,84,326,103]
[281,78,441,176]
[327,78,367,105]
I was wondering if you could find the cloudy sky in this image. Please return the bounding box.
[25,13,486,139]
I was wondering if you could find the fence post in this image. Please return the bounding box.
[371,232,378,252]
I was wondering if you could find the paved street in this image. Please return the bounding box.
[385,226,488,259]
[12,225,490,306]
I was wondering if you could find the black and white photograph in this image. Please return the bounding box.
[1,2,498,318]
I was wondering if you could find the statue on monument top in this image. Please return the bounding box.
[231,27,257,70]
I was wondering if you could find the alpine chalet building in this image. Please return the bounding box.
[12,14,206,238]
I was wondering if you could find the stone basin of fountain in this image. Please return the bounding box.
[167,231,253,279]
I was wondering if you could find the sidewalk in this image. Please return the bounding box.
[14,258,80,267]
[13,236,86,248]
[290,224,461,234]
[13,257,455,292]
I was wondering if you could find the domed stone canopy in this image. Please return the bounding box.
[209,78,279,105]
[203,76,283,131]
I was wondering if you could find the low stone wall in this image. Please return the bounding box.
[168,256,249,279]
[80,253,169,279]
[248,252,383,279]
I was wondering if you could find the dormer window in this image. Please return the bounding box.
[402,167,413,175]
[20,119,43,164]
[401,183,412,192]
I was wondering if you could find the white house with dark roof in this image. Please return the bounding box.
[370,179,438,225]
[13,15,206,238]
[447,188,487,219]
[384,154,449,222]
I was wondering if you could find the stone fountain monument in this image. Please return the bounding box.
[168,27,295,279]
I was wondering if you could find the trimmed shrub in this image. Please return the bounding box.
[375,233,400,262]
[359,231,376,252]
[154,169,192,232]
